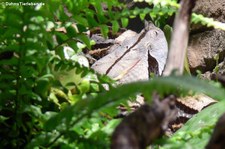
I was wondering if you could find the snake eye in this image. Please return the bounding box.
[150,31,158,38]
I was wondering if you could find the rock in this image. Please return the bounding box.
[193,0,225,23]
[187,0,225,74]
[188,30,225,73]
[216,59,225,75]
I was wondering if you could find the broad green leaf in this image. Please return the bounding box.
[73,16,89,27]
[55,32,68,45]
[121,9,130,17]
[100,25,109,39]
[77,34,91,49]
[163,24,173,46]
[66,25,77,38]
[133,7,140,16]
[0,116,9,123]
[87,15,98,27]
[78,79,90,94]
[53,68,81,90]
[44,76,225,132]
[121,17,129,28]
[55,46,65,59]
[76,24,87,33]
[111,21,119,34]
[67,41,79,53]
[97,14,108,24]
[163,101,225,149]
[140,13,146,21]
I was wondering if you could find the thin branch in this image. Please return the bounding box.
[111,93,176,149]
[163,0,196,76]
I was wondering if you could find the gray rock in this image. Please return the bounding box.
[188,29,225,73]
[187,0,225,73]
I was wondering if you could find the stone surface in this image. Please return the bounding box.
[193,0,225,23]
[217,59,225,75]
[188,29,225,72]
[187,0,225,73]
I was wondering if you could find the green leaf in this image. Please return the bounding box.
[140,13,146,21]
[111,21,119,34]
[87,15,98,27]
[100,25,109,39]
[133,7,140,16]
[163,101,225,149]
[97,14,108,24]
[73,16,89,27]
[0,116,9,123]
[121,17,129,28]
[78,79,90,94]
[77,34,91,49]
[67,40,79,52]
[121,9,130,17]
[76,24,88,33]
[55,32,68,45]
[66,25,77,38]
[163,24,173,46]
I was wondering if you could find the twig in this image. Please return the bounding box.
[163,0,196,76]
[111,94,176,149]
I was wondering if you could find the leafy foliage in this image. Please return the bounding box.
[139,0,225,31]
[0,0,117,148]
[1,0,225,148]
[192,13,225,31]
[27,76,225,148]
[161,101,225,149]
